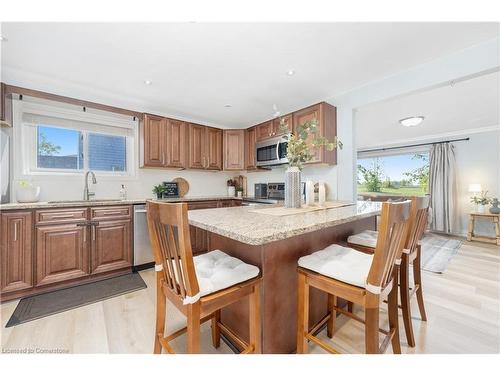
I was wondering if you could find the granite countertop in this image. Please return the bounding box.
[0,196,241,211]
[188,201,382,245]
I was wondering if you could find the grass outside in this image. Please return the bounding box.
[357,185,427,196]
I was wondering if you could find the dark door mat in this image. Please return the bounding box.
[6,272,147,328]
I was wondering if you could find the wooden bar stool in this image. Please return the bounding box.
[147,201,262,354]
[347,196,429,347]
[296,200,411,354]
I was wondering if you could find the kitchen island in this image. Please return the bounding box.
[189,201,382,353]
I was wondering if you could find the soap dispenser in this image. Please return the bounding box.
[119,184,127,200]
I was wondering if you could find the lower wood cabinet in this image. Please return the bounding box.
[0,211,33,294]
[35,223,89,287]
[91,219,132,274]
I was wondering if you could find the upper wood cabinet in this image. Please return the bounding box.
[165,119,187,168]
[143,114,166,168]
[245,127,257,170]
[273,114,292,137]
[188,124,222,170]
[256,120,274,141]
[293,102,337,165]
[142,114,187,169]
[0,211,33,294]
[223,129,245,170]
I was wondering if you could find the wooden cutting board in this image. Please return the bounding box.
[172,177,189,197]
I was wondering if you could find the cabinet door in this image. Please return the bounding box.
[223,129,245,170]
[245,127,257,170]
[165,119,187,168]
[206,127,222,170]
[36,224,89,286]
[144,114,166,167]
[256,121,273,141]
[273,114,292,136]
[91,220,132,275]
[1,211,33,294]
[188,123,206,169]
[189,225,208,255]
[293,104,322,163]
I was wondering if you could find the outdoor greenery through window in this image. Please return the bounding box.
[357,153,429,197]
[36,125,127,173]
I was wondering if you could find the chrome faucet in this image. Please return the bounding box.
[83,171,97,200]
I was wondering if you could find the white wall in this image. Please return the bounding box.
[455,129,500,236]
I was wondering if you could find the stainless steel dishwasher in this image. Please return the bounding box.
[133,204,153,267]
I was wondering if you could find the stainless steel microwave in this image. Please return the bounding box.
[255,135,289,167]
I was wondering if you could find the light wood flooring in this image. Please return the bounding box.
[1,240,499,354]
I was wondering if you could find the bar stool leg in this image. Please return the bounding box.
[186,302,201,354]
[388,271,401,354]
[347,301,354,313]
[365,306,380,354]
[400,254,416,347]
[211,310,221,348]
[413,244,427,321]
[249,282,262,353]
[327,294,336,338]
[154,273,166,354]
[296,272,310,354]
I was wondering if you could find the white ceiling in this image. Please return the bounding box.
[355,70,500,149]
[1,22,499,128]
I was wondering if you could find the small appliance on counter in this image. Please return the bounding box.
[254,183,268,199]
[267,183,285,200]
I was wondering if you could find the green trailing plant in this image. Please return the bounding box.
[470,191,490,205]
[280,118,342,170]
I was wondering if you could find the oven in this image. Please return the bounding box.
[255,136,288,167]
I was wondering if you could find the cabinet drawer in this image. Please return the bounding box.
[187,201,219,210]
[91,206,132,220]
[36,208,88,224]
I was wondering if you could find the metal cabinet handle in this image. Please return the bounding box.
[100,211,122,215]
[13,221,18,242]
[162,152,165,165]
[83,227,86,243]
[92,226,96,241]
[51,214,75,219]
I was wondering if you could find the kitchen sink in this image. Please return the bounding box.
[47,199,122,203]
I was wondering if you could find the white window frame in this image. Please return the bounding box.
[14,100,138,178]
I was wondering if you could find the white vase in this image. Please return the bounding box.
[227,186,236,197]
[477,204,486,214]
[318,181,326,206]
[285,167,301,208]
[16,186,41,203]
[305,180,315,206]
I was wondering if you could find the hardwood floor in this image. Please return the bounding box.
[1,240,499,354]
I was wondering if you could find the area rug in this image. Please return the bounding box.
[6,272,147,327]
[419,233,462,274]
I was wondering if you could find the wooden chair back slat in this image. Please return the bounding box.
[367,201,411,289]
[404,196,430,255]
[147,201,200,299]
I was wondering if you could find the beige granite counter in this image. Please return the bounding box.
[188,201,382,245]
[0,196,241,211]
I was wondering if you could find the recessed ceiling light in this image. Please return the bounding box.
[399,116,424,127]
[144,80,152,85]
[224,104,232,108]
[286,69,295,76]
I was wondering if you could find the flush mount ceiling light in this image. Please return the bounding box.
[224,104,232,108]
[286,69,295,76]
[399,116,424,127]
[144,80,152,85]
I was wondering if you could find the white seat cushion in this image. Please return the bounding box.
[347,230,378,248]
[193,250,260,298]
[298,244,373,288]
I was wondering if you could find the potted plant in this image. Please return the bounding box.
[227,179,236,197]
[280,118,342,208]
[470,191,490,214]
[235,186,244,198]
[16,180,41,203]
[490,197,500,214]
[152,184,166,199]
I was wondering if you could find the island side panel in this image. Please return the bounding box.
[208,215,377,353]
